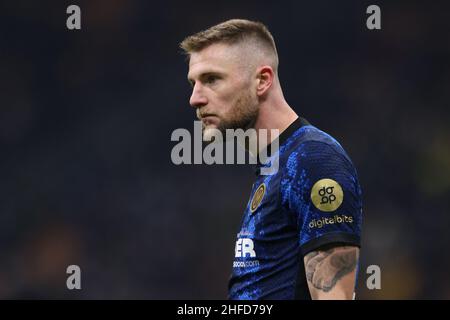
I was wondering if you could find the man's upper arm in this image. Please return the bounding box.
[282,140,363,248]
[304,244,359,299]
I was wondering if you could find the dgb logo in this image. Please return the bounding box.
[311,179,343,212]
[319,185,336,204]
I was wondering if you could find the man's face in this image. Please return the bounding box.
[187,43,259,140]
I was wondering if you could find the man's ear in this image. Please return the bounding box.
[256,66,274,97]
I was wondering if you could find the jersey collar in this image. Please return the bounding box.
[253,116,311,175]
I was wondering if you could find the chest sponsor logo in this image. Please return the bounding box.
[233,238,260,268]
[235,238,256,258]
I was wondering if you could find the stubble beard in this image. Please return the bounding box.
[202,91,259,142]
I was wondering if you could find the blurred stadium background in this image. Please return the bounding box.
[0,0,449,299]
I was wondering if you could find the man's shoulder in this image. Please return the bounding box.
[279,124,356,179]
[283,124,348,159]
[277,124,361,211]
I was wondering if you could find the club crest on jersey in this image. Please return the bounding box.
[250,183,266,213]
[310,178,344,212]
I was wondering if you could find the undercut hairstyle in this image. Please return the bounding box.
[180,19,279,70]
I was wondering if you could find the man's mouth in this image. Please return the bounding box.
[199,112,214,118]
[199,113,215,120]
[200,114,218,125]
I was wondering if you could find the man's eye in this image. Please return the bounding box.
[206,76,218,84]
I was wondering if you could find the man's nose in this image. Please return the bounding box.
[189,84,208,108]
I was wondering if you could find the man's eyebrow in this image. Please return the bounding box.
[187,71,224,84]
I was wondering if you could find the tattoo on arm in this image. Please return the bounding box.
[304,246,357,293]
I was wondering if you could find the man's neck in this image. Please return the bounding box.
[246,100,298,157]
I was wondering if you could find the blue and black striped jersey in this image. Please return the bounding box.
[228,117,363,300]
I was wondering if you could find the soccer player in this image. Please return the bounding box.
[180,19,363,300]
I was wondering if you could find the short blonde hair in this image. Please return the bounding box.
[180,19,278,68]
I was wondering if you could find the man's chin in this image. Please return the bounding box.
[202,126,222,142]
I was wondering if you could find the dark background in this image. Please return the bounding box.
[0,0,449,299]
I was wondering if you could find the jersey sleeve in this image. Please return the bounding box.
[280,140,363,256]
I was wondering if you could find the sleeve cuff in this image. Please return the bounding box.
[300,233,361,256]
